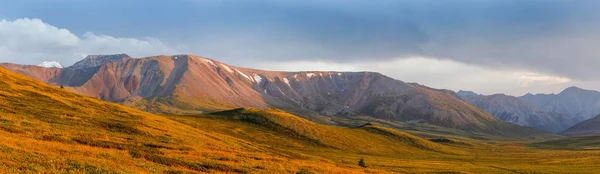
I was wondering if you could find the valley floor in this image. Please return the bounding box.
[2,109,600,173]
[165,113,600,174]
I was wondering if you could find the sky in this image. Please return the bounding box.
[1,0,600,96]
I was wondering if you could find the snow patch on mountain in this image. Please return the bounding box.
[236,70,253,81]
[283,77,291,88]
[277,86,286,95]
[202,58,217,67]
[254,74,262,84]
[220,64,234,73]
[37,61,63,68]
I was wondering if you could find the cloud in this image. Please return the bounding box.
[0,18,186,66]
[180,0,600,81]
[517,72,571,88]
[3,1,600,81]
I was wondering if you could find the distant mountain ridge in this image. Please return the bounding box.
[519,86,600,122]
[0,54,546,136]
[456,87,600,134]
[562,114,600,136]
[457,92,575,133]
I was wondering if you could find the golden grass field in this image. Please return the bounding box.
[2,67,600,173]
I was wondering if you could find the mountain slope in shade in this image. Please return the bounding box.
[562,114,600,136]
[520,87,600,123]
[457,92,575,133]
[0,54,545,135]
[520,93,556,108]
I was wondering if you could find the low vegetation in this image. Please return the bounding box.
[2,67,600,173]
[531,135,600,150]
[170,108,600,173]
[0,68,379,173]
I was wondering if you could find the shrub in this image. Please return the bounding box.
[358,158,366,168]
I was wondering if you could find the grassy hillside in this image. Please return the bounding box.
[4,66,600,173]
[329,114,559,141]
[167,108,600,173]
[209,108,459,155]
[0,67,386,173]
[532,135,600,150]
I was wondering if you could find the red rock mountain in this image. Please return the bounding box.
[1,54,543,134]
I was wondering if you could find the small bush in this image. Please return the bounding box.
[358,158,366,168]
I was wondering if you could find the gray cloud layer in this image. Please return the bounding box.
[186,0,600,80]
[2,0,600,80]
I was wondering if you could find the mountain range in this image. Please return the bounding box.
[456,92,574,133]
[520,87,600,122]
[0,63,452,173]
[6,54,600,137]
[2,63,595,173]
[457,87,600,135]
[0,54,543,136]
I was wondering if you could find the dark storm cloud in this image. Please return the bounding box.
[2,0,600,79]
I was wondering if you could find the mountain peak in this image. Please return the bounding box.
[37,61,63,68]
[456,90,479,96]
[559,86,597,95]
[84,53,131,59]
[70,54,132,69]
[564,86,583,91]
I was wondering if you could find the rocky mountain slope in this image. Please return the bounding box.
[561,114,600,136]
[520,87,600,123]
[0,54,545,135]
[457,91,575,133]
